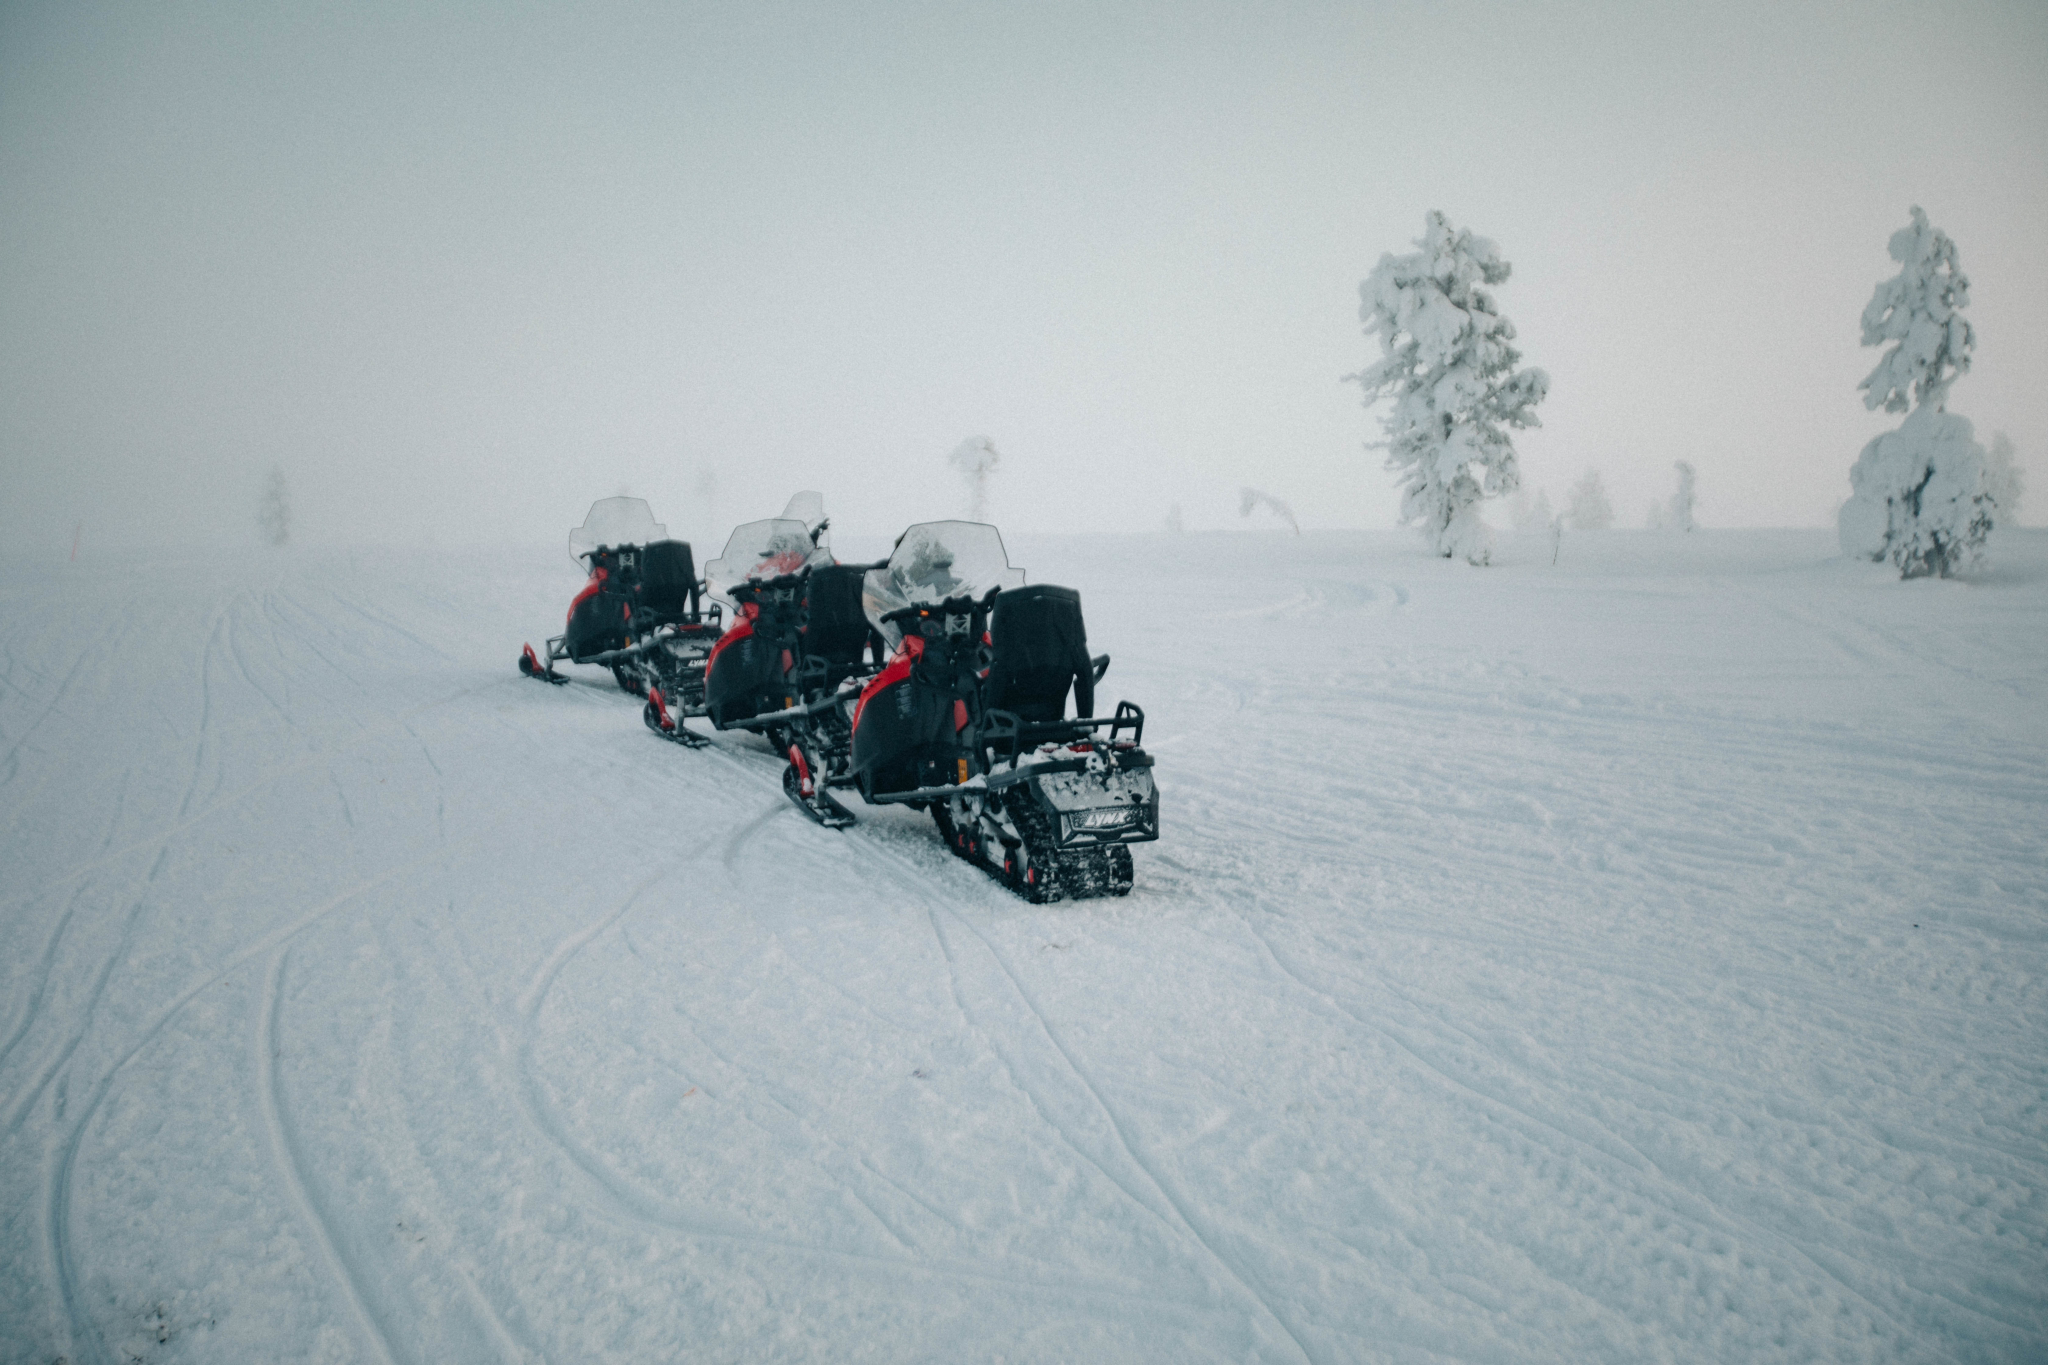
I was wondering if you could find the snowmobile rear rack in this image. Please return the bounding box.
[981,701,1145,761]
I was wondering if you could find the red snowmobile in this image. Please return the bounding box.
[641,495,845,749]
[797,521,1157,900]
[518,498,722,707]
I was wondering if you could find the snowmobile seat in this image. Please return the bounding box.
[986,585,1093,723]
[799,565,875,674]
[640,539,699,620]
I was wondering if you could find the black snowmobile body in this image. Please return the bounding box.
[520,534,722,698]
[701,573,804,733]
[724,562,889,828]
[791,521,1159,901]
[641,507,837,749]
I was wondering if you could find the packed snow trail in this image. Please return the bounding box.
[0,531,2042,1363]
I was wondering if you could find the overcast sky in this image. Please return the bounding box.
[3,0,2044,553]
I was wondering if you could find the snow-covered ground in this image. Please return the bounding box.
[2,528,2043,1364]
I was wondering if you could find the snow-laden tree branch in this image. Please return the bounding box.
[1858,207,1973,415]
[1238,487,1299,534]
[1347,211,1548,565]
[1839,207,1993,579]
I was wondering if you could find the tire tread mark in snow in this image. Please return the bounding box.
[388,914,557,1364]
[514,863,921,1259]
[227,594,294,727]
[938,906,1319,1365]
[401,721,446,845]
[258,947,404,1365]
[1223,899,1928,1349]
[0,879,92,1077]
[0,609,131,798]
[317,582,455,663]
[676,736,1293,1325]
[510,833,1211,1313]
[2,850,165,1133]
[40,841,469,1365]
[0,677,503,915]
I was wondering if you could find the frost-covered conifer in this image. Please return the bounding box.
[257,466,290,546]
[1839,207,1993,578]
[1510,487,1554,533]
[1670,462,1696,531]
[1566,470,1613,530]
[1348,211,1548,564]
[948,436,1001,522]
[1649,463,1697,531]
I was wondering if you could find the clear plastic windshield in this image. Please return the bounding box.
[780,490,825,529]
[568,497,667,565]
[703,518,831,603]
[862,521,1026,649]
[778,491,830,556]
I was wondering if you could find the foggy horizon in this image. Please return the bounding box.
[4,0,2044,554]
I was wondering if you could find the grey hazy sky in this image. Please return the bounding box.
[4,0,2044,552]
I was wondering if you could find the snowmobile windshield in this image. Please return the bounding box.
[780,490,826,530]
[862,521,1026,650]
[703,518,830,603]
[568,497,667,565]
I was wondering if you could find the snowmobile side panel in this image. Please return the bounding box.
[704,617,789,728]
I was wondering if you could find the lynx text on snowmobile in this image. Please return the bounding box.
[835,521,1158,902]
[642,499,834,749]
[518,499,722,719]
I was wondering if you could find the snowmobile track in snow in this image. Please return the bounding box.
[6,533,2044,1363]
[259,946,405,1365]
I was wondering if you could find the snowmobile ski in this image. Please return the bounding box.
[782,748,857,828]
[643,686,710,748]
[520,642,567,684]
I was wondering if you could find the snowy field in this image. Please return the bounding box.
[2,527,2044,1365]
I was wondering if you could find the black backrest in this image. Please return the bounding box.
[640,540,698,617]
[987,585,1092,722]
[799,564,872,666]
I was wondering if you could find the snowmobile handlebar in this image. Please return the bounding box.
[730,572,805,603]
[876,587,1002,628]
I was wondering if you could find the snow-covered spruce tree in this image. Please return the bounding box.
[1509,486,1554,533]
[257,466,290,546]
[1565,470,1612,530]
[1348,211,1548,564]
[948,436,1001,522]
[1838,207,1992,578]
[1648,462,1697,530]
[1669,461,1696,531]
